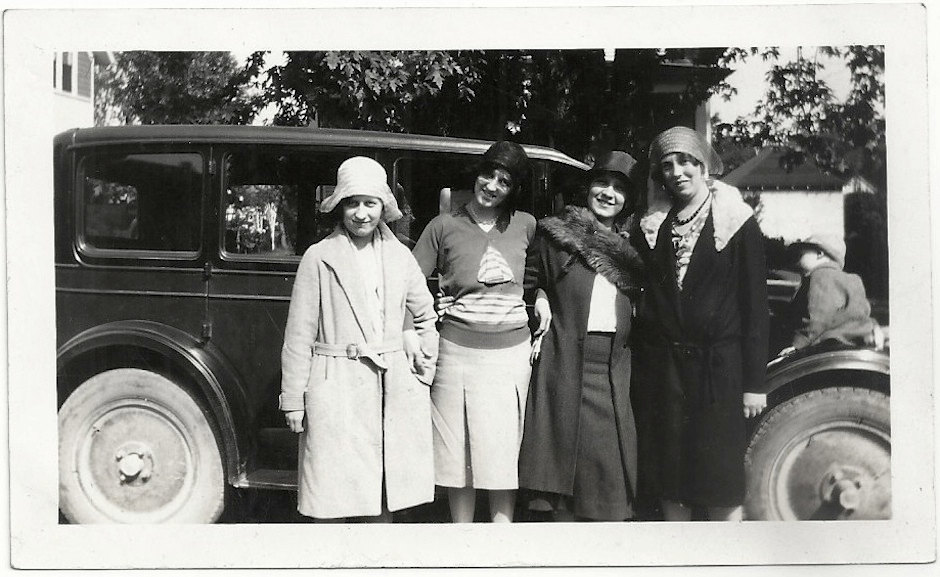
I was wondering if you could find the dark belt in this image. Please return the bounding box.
[649,335,741,406]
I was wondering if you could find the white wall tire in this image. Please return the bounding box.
[59,368,225,523]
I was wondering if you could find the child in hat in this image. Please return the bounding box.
[779,233,879,355]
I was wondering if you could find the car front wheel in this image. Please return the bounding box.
[59,368,225,523]
[745,386,890,520]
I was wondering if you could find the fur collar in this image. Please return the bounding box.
[639,178,754,252]
[538,206,644,293]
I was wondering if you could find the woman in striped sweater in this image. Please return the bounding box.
[412,141,548,523]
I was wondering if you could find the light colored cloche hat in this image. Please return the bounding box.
[790,233,847,268]
[319,156,403,222]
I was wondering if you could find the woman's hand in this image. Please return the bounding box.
[533,290,552,337]
[778,345,797,357]
[434,291,455,319]
[285,410,305,433]
[743,393,767,419]
[403,329,434,377]
[530,334,544,365]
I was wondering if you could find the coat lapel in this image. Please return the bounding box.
[320,227,374,340]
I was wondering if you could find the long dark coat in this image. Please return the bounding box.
[518,207,644,510]
[632,184,769,508]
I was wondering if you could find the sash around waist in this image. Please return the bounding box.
[644,334,743,406]
[312,340,403,371]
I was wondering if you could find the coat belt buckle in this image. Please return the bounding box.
[346,343,361,360]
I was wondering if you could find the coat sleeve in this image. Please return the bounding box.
[404,253,440,385]
[523,227,548,297]
[280,248,321,412]
[792,268,848,349]
[739,217,770,394]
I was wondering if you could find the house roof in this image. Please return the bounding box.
[722,147,845,191]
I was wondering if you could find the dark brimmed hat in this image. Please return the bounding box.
[480,141,530,188]
[789,233,847,268]
[589,150,639,184]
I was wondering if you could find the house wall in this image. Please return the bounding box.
[53,51,95,132]
[756,189,844,242]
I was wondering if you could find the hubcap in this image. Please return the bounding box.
[769,420,891,520]
[73,399,197,523]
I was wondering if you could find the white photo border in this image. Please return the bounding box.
[5,2,934,569]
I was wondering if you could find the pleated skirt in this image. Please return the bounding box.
[430,337,532,490]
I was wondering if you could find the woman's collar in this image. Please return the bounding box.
[639,178,754,252]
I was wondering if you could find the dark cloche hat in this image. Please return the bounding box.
[590,150,639,184]
[481,140,531,187]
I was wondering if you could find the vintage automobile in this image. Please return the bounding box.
[54,124,588,523]
[55,124,890,523]
[744,275,890,520]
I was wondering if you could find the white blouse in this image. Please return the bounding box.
[585,273,618,333]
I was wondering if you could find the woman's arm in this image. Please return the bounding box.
[280,249,321,415]
[739,217,770,395]
[411,216,443,278]
[404,254,439,384]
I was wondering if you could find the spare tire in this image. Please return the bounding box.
[744,387,890,520]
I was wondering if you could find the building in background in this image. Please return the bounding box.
[723,147,874,243]
[53,51,112,132]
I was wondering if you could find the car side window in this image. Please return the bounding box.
[392,154,477,245]
[222,148,349,259]
[78,151,203,254]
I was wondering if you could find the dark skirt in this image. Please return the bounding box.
[559,332,632,521]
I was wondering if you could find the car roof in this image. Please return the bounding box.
[56,125,590,170]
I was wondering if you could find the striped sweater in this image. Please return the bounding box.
[412,205,536,349]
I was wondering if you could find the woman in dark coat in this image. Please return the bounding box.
[632,127,769,521]
[519,151,645,521]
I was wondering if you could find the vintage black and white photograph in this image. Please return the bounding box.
[5,2,935,571]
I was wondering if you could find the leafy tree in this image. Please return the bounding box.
[96,51,258,125]
[711,46,885,188]
[711,46,888,298]
[247,49,728,163]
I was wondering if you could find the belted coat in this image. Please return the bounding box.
[280,222,439,519]
[632,180,769,508]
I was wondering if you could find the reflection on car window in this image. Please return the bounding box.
[79,152,202,252]
[223,149,348,258]
[393,154,476,245]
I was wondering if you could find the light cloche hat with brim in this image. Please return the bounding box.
[319,156,403,222]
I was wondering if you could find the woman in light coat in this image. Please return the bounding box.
[280,156,439,522]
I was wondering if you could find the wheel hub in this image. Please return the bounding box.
[819,465,866,513]
[770,421,891,520]
[115,443,154,485]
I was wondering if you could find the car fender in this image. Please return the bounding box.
[57,320,253,484]
[763,347,890,399]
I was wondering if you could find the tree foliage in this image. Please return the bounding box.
[96,51,258,125]
[246,49,728,162]
[712,46,885,190]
